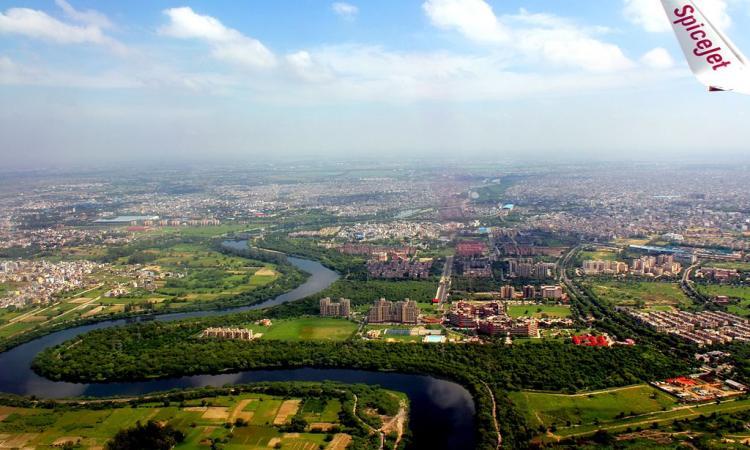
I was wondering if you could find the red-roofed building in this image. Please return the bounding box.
[456,241,487,257]
[572,335,611,347]
[666,377,697,387]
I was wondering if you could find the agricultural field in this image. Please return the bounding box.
[250,317,358,342]
[507,304,571,319]
[511,385,676,430]
[587,281,692,309]
[0,389,356,450]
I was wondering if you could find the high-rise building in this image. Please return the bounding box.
[500,285,515,299]
[540,285,564,299]
[367,298,420,324]
[319,297,351,318]
[522,285,536,299]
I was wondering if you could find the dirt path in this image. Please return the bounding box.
[523,384,647,398]
[380,400,408,449]
[481,381,503,450]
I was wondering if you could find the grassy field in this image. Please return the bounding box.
[123,243,279,301]
[696,285,750,302]
[694,285,750,316]
[507,305,571,319]
[251,317,358,342]
[0,390,348,450]
[551,398,750,440]
[702,261,750,271]
[588,281,692,308]
[511,385,676,430]
[579,250,620,262]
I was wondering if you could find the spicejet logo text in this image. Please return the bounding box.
[673,5,732,71]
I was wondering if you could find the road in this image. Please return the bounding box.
[434,255,453,309]
[680,262,703,303]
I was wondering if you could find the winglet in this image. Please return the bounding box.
[661,0,749,94]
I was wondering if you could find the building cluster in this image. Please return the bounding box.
[631,254,682,277]
[288,227,341,238]
[446,301,539,338]
[319,297,351,318]
[497,284,565,300]
[696,267,742,283]
[0,227,131,251]
[367,298,420,325]
[367,259,433,279]
[201,327,258,341]
[455,257,492,278]
[456,241,488,257]
[653,375,747,403]
[338,222,450,242]
[335,243,417,258]
[0,260,101,308]
[96,216,222,228]
[626,309,750,346]
[506,259,557,279]
[582,260,629,275]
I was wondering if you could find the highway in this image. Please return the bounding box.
[434,255,453,308]
[680,261,704,304]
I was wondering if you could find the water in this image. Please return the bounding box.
[0,241,476,449]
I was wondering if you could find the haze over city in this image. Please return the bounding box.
[2,0,750,167]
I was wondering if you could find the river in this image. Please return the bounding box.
[0,241,476,449]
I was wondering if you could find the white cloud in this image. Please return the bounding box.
[641,47,675,70]
[423,0,633,72]
[623,0,732,32]
[285,50,335,82]
[55,0,112,29]
[332,3,359,20]
[423,0,510,44]
[0,6,124,52]
[159,7,276,69]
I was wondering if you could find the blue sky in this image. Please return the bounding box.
[1,0,750,166]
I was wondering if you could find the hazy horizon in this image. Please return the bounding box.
[2,0,750,167]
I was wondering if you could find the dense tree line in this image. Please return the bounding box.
[105,420,185,450]
[566,279,699,360]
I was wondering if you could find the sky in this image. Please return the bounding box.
[1,0,750,167]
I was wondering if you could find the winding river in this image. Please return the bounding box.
[0,241,476,449]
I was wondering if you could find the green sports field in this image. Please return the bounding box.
[579,250,620,262]
[507,305,571,319]
[252,317,358,342]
